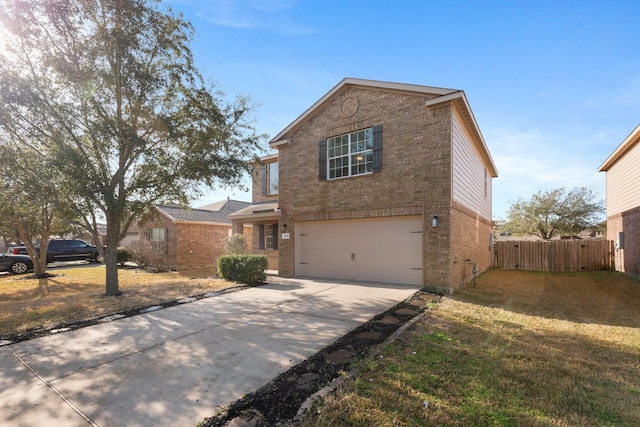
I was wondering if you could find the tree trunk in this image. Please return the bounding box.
[104,216,121,296]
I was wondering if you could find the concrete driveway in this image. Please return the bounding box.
[0,277,420,427]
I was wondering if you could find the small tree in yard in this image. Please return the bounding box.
[502,187,604,240]
[0,0,263,295]
[222,234,247,255]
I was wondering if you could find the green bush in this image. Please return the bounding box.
[221,233,247,255]
[217,254,267,285]
[116,247,132,266]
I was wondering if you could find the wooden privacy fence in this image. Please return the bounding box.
[493,240,615,272]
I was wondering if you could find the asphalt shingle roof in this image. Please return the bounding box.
[155,200,251,224]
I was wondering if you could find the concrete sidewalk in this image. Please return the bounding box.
[0,277,419,427]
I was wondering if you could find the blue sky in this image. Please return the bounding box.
[166,0,640,219]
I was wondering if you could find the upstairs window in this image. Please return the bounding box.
[261,161,278,195]
[327,128,373,179]
[319,125,381,181]
[269,162,278,194]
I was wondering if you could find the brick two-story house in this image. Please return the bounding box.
[599,124,640,278]
[232,78,498,294]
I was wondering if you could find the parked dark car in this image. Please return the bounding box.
[0,253,34,274]
[7,239,102,264]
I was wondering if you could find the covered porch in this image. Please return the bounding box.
[229,201,281,272]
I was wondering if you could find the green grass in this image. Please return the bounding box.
[301,270,640,427]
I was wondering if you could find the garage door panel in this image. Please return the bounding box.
[296,216,423,286]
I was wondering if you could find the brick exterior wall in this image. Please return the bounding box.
[176,222,230,273]
[273,85,494,293]
[139,213,178,270]
[607,206,640,278]
[139,213,253,273]
[449,201,494,292]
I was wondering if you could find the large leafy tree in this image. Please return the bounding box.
[502,187,604,240]
[0,0,262,295]
[0,139,79,277]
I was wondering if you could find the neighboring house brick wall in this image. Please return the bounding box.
[139,207,252,273]
[139,214,178,270]
[175,222,230,272]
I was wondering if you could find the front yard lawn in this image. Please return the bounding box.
[301,270,640,427]
[0,265,238,338]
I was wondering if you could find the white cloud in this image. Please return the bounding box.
[488,126,606,219]
[187,0,314,35]
[248,0,297,12]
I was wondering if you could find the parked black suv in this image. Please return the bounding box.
[7,239,102,264]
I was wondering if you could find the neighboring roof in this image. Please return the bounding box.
[155,199,251,224]
[196,199,251,212]
[598,124,640,171]
[269,77,498,177]
[228,201,280,221]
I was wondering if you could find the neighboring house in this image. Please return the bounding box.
[231,78,498,294]
[139,199,252,272]
[599,124,640,278]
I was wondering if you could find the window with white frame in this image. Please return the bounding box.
[149,227,166,241]
[327,128,373,179]
[259,224,278,250]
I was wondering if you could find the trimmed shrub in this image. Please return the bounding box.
[116,247,132,266]
[217,254,267,285]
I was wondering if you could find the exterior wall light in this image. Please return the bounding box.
[432,215,438,228]
[281,224,287,233]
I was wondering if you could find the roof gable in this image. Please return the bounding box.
[269,77,497,177]
[270,78,458,146]
[599,124,640,171]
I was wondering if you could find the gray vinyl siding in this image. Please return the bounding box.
[451,110,492,219]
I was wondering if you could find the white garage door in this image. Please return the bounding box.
[295,216,423,286]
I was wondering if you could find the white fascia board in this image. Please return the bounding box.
[599,124,640,171]
[269,78,459,147]
[427,91,498,177]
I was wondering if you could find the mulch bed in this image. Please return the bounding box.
[200,291,441,427]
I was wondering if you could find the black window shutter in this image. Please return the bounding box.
[373,125,382,173]
[258,225,265,250]
[272,224,279,250]
[164,228,169,253]
[318,139,327,181]
[260,163,267,195]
